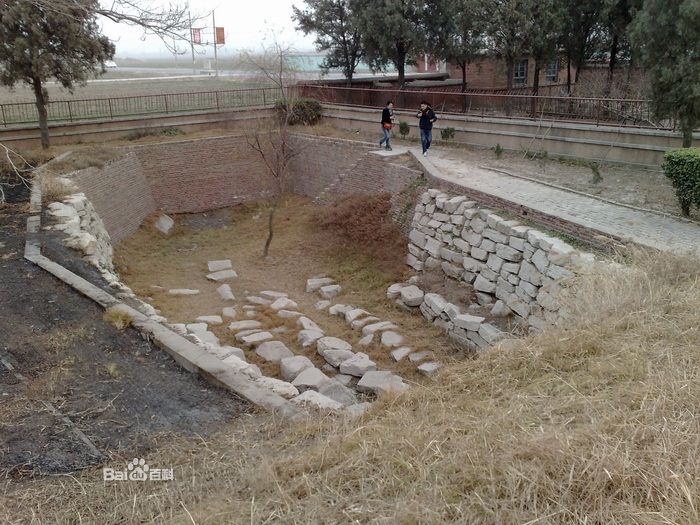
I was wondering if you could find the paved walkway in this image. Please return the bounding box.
[407,146,700,256]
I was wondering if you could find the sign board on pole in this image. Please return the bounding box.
[191,28,201,44]
[215,27,225,45]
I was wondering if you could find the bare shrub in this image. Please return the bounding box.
[103,306,132,330]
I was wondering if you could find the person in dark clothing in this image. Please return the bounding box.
[416,101,437,156]
[379,100,395,150]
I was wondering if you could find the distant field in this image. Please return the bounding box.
[0,75,268,105]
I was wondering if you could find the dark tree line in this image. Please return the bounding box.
[293,0,699,143]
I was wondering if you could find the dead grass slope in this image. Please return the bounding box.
[2,249,699,524]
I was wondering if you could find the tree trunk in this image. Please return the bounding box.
[32,78,50,150]
[682,124,693,148]
[566,54,572,94]
[606,33,619,97]
[460,61,467,113]
[505,57,514,116]
[531,62,541,117]
[396,53,406,108]
[263,195,280,258]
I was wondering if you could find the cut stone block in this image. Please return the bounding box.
[292,367,331,391]
[339,352,376,377]
[154,214,174,235]
[254,376,299,399]
[255,341,294,363]
[168,288,200,296]
[306,277,335,293]
[280,355,315,382]
[186,322,208,333]
[270,297,299,310]
[321,348,356,368]
[217,284,235,301]
[357,371,409,395]
[408,350,434,363]
[298,329,324,347]
[277,310,303,319]
[344,402,372,419]
[315,300,331,310]
[291,390,342,411]
[478,323,505,344]
[260,290,288,300]
[207,345,244,361]
[473,275,497,294]
[381,331,404,348]
[246,296,272,306]
[424,293,447,314]
[317,337,353,355]
[169,323,187,335]
[329,304,353,316]
[417,362,441,376]
[357,333,374,347]
[453,313,485,331]
[334,374,354,386]
[361,321,398,337]
[234,329,261,341]
[390,347,413,362]
[351,316,380,330]
[400,285,424,307]
[297,316,322,332]
[386,283,406,300]
[490,300,512,317]
[206,269,238,282]
[240,331,273,347]
[207,259,232,272]
[319,284,342,299]
[319,380,357,406]
[222,354,260,378]
[222,307,237,319]
[196,315,223,325]
[194,331,219,346]
[345,308,370,324]
[228,320,262,332]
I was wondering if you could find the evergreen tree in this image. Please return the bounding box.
[0,0,114,149]
[351,0,427,88]
[487,0,532,91]
[630,0,700,146]
[558,0,605,92]
[293,0,364,87]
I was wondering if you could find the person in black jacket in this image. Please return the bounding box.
[379,100,395,150]
[416,101,438,156]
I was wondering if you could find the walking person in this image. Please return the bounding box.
[379,100,395,150]
[416,101,438,157]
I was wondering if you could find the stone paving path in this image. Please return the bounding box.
[412,147,700,256]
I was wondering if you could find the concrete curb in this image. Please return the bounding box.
[25,161,305,421]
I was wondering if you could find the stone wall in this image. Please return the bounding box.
[71,152,155,243]
[130,135,275,214]
[406,188,596,332]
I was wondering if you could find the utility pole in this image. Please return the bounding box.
[212,10,219,77]
[188,11,196,74]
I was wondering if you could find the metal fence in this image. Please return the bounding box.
[294,84,666,130]
[0,87,284,127]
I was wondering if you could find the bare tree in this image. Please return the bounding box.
[0,144,35,207]
[244,40,302,258]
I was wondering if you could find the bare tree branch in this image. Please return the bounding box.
[0,143,35,206]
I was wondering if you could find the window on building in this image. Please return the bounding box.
[514,59,528,85]
[546,61,559,82]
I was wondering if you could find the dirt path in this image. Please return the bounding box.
[0,201,250,481]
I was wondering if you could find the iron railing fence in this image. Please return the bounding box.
[293,84,668,130]
[0,86,284,127]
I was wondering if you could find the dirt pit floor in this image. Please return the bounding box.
[115,194,514,384]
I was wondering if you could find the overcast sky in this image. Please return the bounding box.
[101,0,316,57]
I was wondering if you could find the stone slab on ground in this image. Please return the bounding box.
[240,331,274,347]
[318,380,357,406]
[319,284,342,299]
[315,300,331,310]
[216,284,235,301]
[246,296,271,306]
[206,269,238,282]
[228,320,262,332]
[339,352,376,377]
[277,310,303,319]
[222,307,237,319]
[280,355,315,382]
[351,316,380,330]
[361,321,398,337]
[292,367,331,391]
[154,214,174,235]
[356,371,409,395]
[207,259,232,272]
[270,297,299,310]
[400,285,425,307]
[255,376,299,399]
[291,390,342,411]
[317,336,352,355]
[260,290,288,300]
[390,347,413,362]
[329,304,352,316]
[417,362,441,376]
[255,341,294,363]
[196,315,223,325]
[408,350,434,363]
[298,329,325,347]
[297,316,322,332]
[306,277,335,292]
[344,402,372,418]
[322,348,356,368]
[168,288,199,296]
[381,331,404,348]
[186,322,208,333]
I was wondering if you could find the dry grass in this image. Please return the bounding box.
[2,248,699,523]
[102,306,132,330]
[40,173,73,203]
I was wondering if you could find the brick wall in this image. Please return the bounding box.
[286,134,422,203]
[130,135,275,214]
[72,152,156,243]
